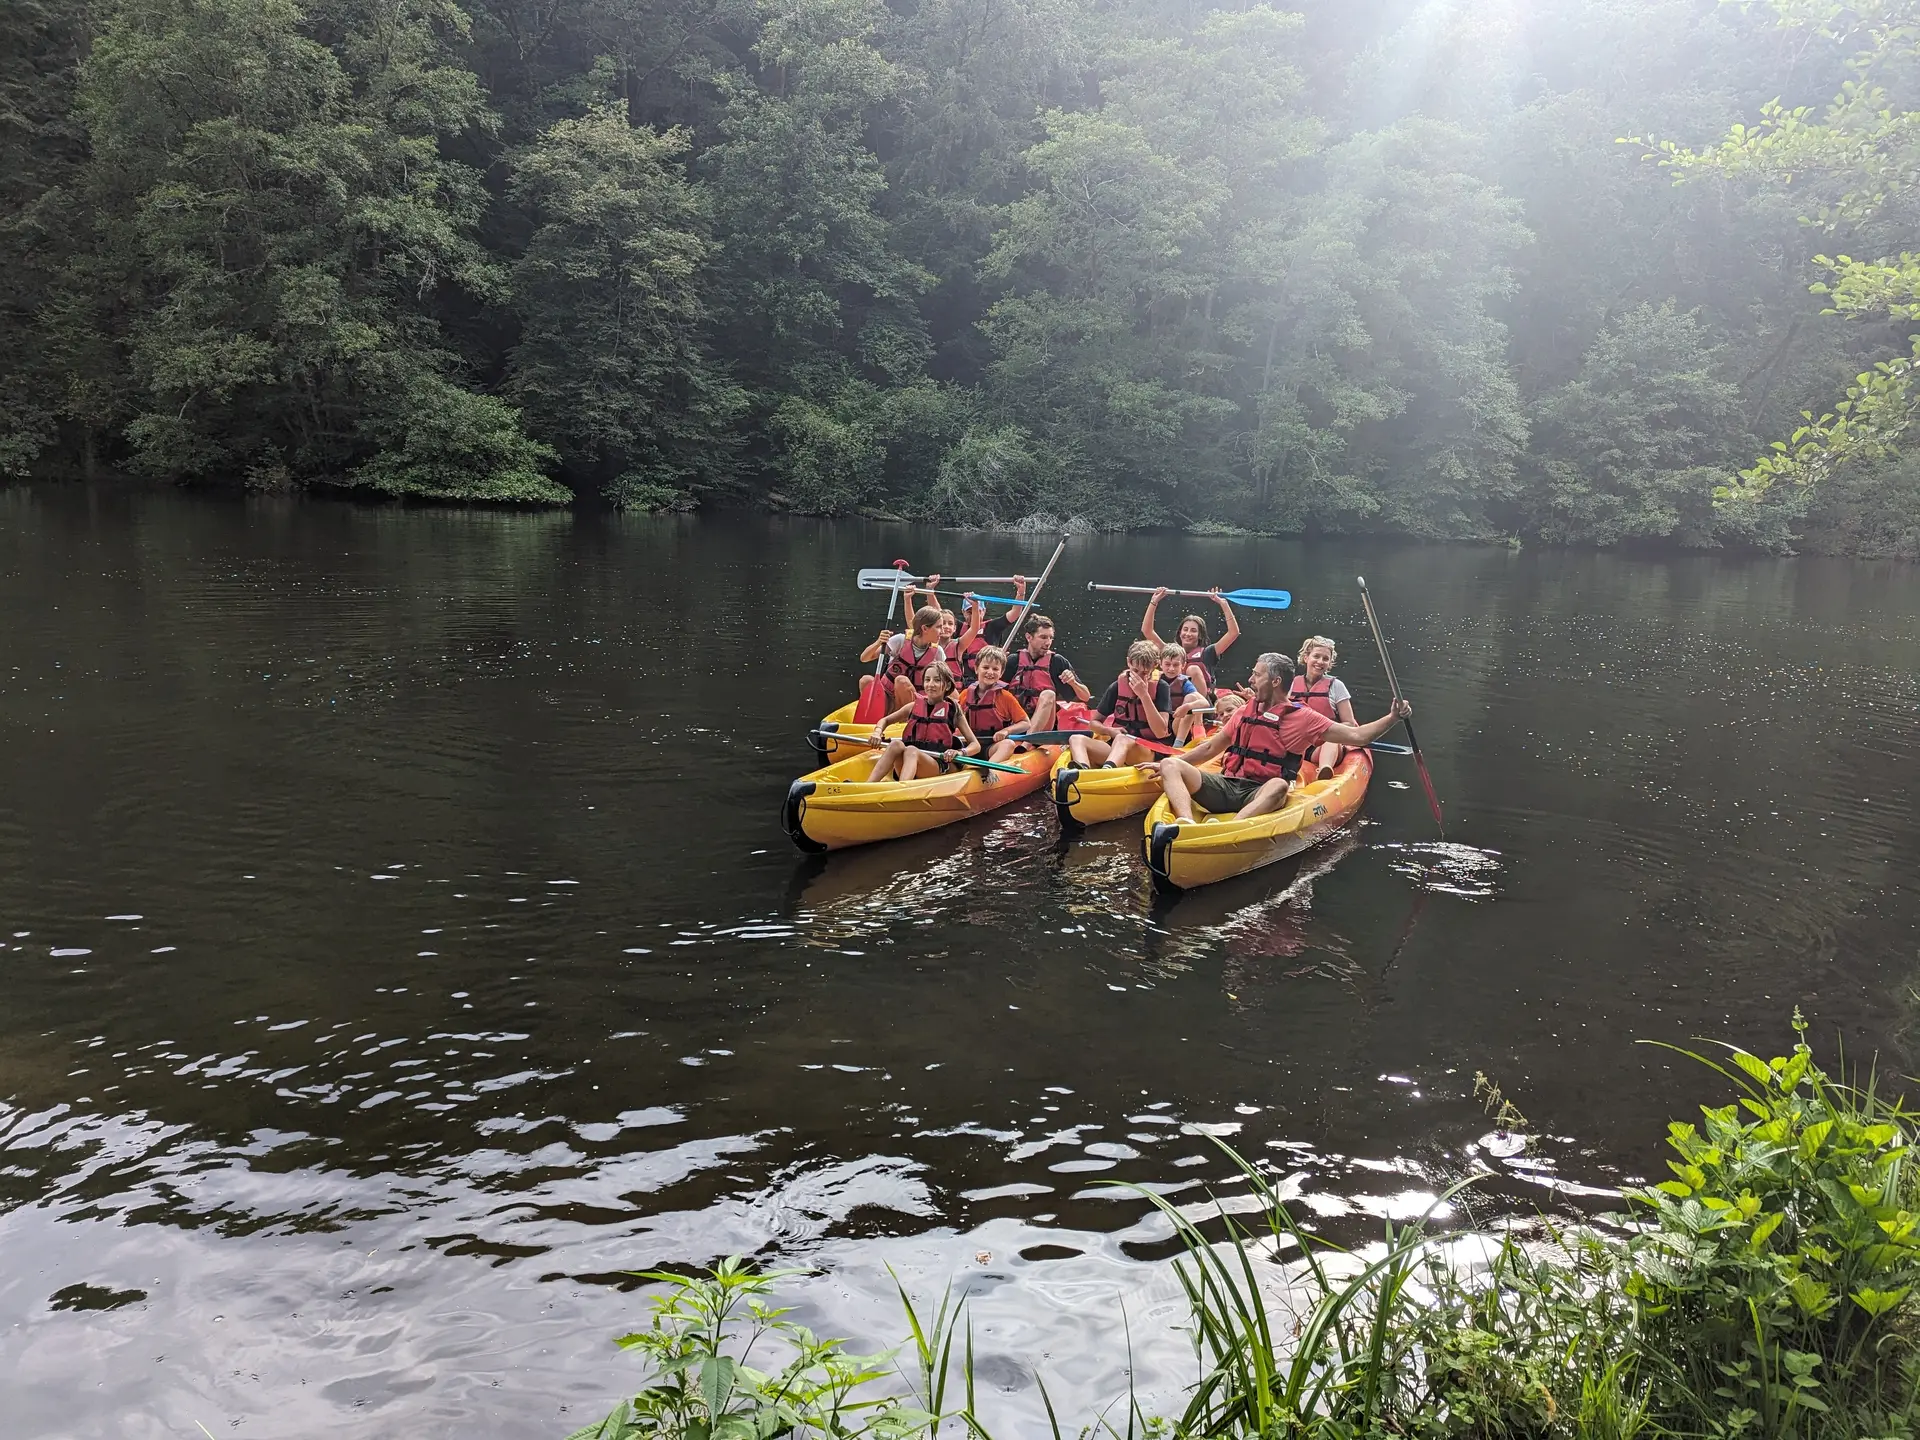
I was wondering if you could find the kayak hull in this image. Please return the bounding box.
[783,745,1056,852]
[1143,749,1373,891]
[1049,745,1219,828]
[812,700,898,763]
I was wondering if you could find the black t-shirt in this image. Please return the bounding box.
[1096,677,1173,734]
[983,614,1018,649]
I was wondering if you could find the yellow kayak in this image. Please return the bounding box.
[783,745,1057,852]
[1142,749,1373,891]
[811,698,900,763]
[1049,743,1220,828]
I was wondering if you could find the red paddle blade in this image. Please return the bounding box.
[1414,754,1445,837]
[853,679,885,725]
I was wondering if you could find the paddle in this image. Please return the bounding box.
[1357,575,1444,837]
[853,559,910,725]
[806,730,1027,775]
[1086,583,1292,611]
[856,568,1023,591]
[1004,533,1068,639]
[1011,730,1411,758]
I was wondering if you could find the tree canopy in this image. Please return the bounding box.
[3,0,1918,552]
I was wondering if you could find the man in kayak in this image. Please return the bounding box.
[1143,652,1411,822]
[1004,614,1090,732]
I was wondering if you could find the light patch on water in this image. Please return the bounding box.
[1377,841,1504,900]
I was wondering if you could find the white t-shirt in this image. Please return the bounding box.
[1326,677,1352,710]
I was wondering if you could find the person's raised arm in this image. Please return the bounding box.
[960,595,987,644]
[1323,699,1413,749]
[859,628,895,664]
[1211,589,1241,654]
[1140,586,1169,646]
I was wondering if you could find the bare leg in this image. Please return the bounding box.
[1068,733,1093,767]
[898,745,933,782]
[1159,757,1203,821]
[1234,777,1293,820]
[867,738,905,781]
[1312,741,1341,780]
[1027,690,1058,731]
[1107,734,1136,766]
[1185,664,1212,700]
[891,675,917,710]
[988,738,1020,764]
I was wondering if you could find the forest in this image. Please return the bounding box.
[3,0,1919,553]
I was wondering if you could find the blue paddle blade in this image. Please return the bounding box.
[1221,588,1291,610]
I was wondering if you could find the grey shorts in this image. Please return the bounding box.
[1191,768,1290,815]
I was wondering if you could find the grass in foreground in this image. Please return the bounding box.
[567,1012,1920,1439]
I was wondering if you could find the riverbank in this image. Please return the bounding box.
[569,1016,1920,1440]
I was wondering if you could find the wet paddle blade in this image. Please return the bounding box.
[852,684,885,725]
[1404,719,1445,836]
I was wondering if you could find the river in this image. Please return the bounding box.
[1,485,1917,1437]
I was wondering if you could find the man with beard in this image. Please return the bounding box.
[1003,614,1090,733]
[1144,651,1410,822]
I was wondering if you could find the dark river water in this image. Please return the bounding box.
[2,485,1917,1437]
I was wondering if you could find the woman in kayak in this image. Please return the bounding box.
[1140,587,1241,699]
[867,662,980,781]
[1067,641,1172,770]
[1290,635,1358,780]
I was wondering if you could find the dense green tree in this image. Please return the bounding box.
[76,0,560,497]
[507,103,741,507]
[1,0,1917,550]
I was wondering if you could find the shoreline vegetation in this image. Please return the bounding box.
[567,1015,1920,1440]
[4,0,1920,556]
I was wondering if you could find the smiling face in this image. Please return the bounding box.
[937,610,957,641]
[1178,617,1204,649]
[923,668,953,702]
[974,654,1003,686]
[1303,643,1334,680]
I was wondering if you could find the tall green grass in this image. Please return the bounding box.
[567,1015,1920,1440]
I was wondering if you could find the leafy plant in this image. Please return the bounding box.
[567,1256,937,1440]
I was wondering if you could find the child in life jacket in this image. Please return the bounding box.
[867,662,980,781]
[959,646,1031,767]
[873,605,950,713]
[1158,643,1211,744]
[1068,640,1172,769]
[1140,586,1241,700]
[1290,635,1357,780]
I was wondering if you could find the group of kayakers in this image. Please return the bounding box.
[852,575,1411,819]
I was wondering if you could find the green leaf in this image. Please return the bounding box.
[1850,1285,1909,1317]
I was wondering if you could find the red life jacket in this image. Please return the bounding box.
[887,639,945,691]
[901,695,958,751]
[1221,705,1304,782]
[1288,673,1338,720]
[950,634,985,682]
[1106,672,1156,736]
[1007,647,1056,706]
[963,681,1010,740]
[1185,645,1215,690]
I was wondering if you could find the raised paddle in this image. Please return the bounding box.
[853,559,910,725]
[806,730,1027,776]
[856,568,1023,590]
[1357,575,1444,836]
[1086,583,1292,611]
[1005,533,1068,637]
